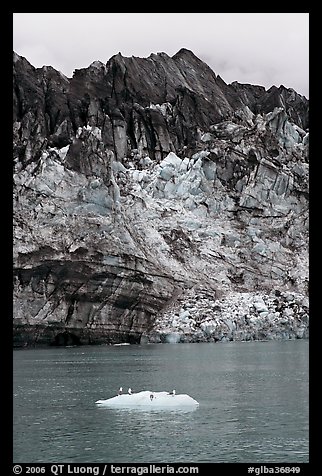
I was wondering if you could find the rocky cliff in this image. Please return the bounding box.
[13,49,309,346]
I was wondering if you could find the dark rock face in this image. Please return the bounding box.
[13,49,309,346]
[14,254,175,345]
[14,49,308,165]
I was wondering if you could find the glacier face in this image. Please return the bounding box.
[13,50,309,345]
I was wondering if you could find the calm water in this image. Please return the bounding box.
[13,340,309,463]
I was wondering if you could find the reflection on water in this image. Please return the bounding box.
[97,406,199,414]
[13,340,309,463]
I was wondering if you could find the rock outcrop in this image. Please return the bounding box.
[13,49,309,346]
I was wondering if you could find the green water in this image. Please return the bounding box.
[13,340,309,463]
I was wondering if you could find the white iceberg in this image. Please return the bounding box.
[95,390,199,409]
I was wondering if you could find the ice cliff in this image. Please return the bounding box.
[13,49,309,345]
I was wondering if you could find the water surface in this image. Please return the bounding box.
[13,340,309,463]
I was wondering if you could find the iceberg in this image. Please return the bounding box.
[95,390,199,409]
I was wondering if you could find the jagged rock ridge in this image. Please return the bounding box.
[13,49,309,345]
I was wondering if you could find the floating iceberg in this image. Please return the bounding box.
[95,390,199,409]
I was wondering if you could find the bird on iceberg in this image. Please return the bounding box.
[128,388,132,395]
[168,389,176,396]
[118,387,123,395]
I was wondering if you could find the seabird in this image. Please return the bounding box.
[118,387,123,395]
